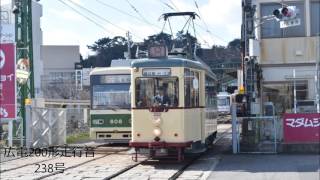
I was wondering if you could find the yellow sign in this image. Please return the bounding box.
[239,85,245,94]
[25,98,32,105]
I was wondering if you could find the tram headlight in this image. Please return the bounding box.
[153,128,162,137]
[92,119,104,125]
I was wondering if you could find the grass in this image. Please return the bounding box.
[66,132,90,144]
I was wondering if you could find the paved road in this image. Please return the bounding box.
[207,154,320,180]
[178,124,320,180]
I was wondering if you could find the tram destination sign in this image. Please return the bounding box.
[0,43,16,120]
[142,68,171,77]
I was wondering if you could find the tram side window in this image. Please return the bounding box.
[184,69,200,107]
[184,69,191,107]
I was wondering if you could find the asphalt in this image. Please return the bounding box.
[180,123,320,180]
[207,154,320,180]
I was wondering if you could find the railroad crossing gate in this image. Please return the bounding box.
[237,116,280,153]
[25,106,66,148]
[231,104,280,153]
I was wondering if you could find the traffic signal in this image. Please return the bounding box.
[273,6,299,21]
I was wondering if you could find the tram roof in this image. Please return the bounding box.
[90,66,131,75]
[131,57,217,80]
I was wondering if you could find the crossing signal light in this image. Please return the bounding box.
[273,6,298,21]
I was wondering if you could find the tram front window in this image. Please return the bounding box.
[218,98,230,106]
[92,84,131,110]
[91,74,131,110]
[135,77,179,108]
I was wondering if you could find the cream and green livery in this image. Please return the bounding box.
[90,67,131,143]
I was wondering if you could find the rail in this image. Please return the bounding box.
[44,99,90,106]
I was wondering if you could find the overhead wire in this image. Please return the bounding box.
[94,0,162,31]
[57,0,114,36]
[94,0,174,36]
[168,0,228,45]
[193,0,229,43]
[65,0,145,40]
[163,0,211,48]
[194,0,209,33]
[159,0,176,11]
[168,0,181,11]
[124,0,159,32]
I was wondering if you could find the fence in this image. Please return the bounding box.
[26,106,67,148]
[25,106,90,148]
[0,118,23,147]
[231,104,281,153]
[0,107,90,148]
[237,116,281,153]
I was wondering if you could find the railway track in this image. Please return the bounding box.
[168,127,231,180]
[0,143,109,164]
[35,154,111,180]
[102,126,232,180]
[0,146,130,180]
[0,145,127,172]
[35,147,130,180]
[0,126,231,180]
[103,158,148,180]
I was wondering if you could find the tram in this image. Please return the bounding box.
[89,66,132,143]
[217,92,231,115]
[130,45,219,161]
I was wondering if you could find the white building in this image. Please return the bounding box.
[41,45,80,81]
[41,45,81,98]
[32,1,44,97]
[252,0,319,114]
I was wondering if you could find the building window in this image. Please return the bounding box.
[311,1,320,36]
[263,81,315,115]
[260,2,305,38]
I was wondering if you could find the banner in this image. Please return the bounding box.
[283,113,320,143]
[0,43,16,119]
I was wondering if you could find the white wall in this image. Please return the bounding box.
[32,1,44,98]
[262,65,317,99]
[41,45,80,73]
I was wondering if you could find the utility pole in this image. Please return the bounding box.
[241,0,257,116]
[316,39,320,113]
[13,0,34,144]
[126,31,132,59]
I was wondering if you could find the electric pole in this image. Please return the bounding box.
[13,0,34,143]
[126,31,132,59]
[241,0,257,116]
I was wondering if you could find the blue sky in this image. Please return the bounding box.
[22,0,242,57]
